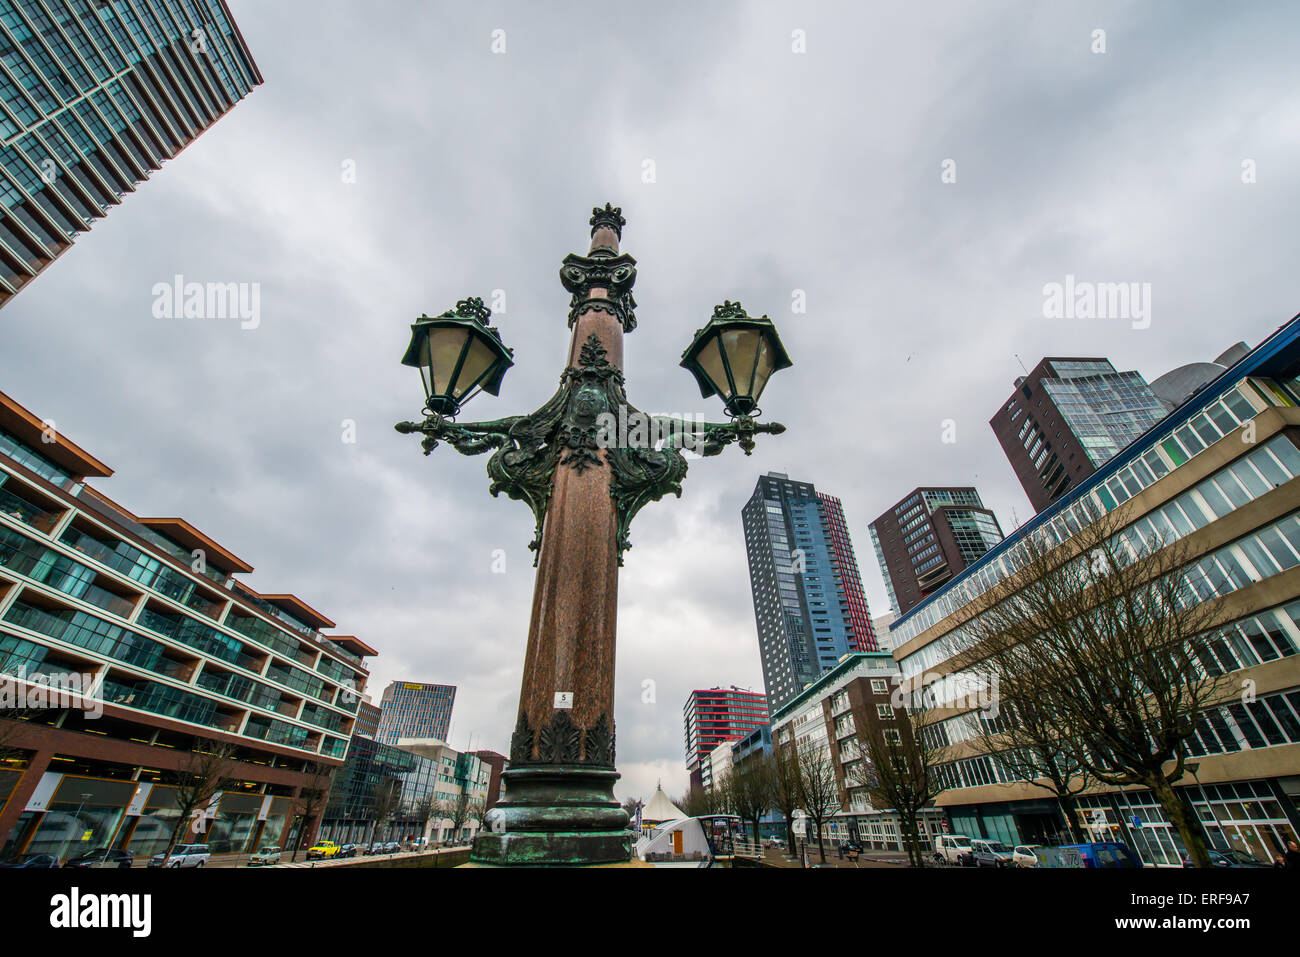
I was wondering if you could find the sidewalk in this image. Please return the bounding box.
[761,847,911,869]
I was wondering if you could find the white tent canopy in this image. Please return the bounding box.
[641,784,686,825]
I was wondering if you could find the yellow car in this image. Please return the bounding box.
[305,841,340,861]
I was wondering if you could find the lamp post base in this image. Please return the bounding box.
[470,766,633,867]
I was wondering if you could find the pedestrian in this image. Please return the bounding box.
[1286,840,1300,869]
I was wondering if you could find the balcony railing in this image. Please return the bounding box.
[76,582,137,620]
[0,485,60,534]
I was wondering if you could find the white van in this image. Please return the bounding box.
[933,834,974,865]
[149,844,210,868]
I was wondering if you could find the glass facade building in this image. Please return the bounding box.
[682,687,768,776]
[742,472,878,709]
[0,0,261,305]
[0,387,374,863]
[869,487,1004,617]
[375,680,455,745]
[991,357,1169,512]
[891,313,1300,864]
[320,737,493,846]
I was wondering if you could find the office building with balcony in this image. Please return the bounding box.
[683,686,768,778]
[990,358,1169,513]
[869,488,1004,616]
[375,680,455,745]
[742,472,878,710]
[0,388,376,863]
[0,0,262,306]
[890,313,1300,864]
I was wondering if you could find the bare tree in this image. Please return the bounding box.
[730,755,775,844]
[409,795,435,845]
[851,695,950,868]
[770,743,802,858]
[620,796,644,825]
[290,761,335,862]
[710,773,737,816]
[958,501,1229,866]
[681,782,712,818]
[960,680,1092,843]
[467,796,489,838]
[162,739,237,864]
[368,778,403,850]
[436,790,473,845]
[795,746,841,864]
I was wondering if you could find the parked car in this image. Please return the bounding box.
[971,839,1016,868]
[1012,844,1042,867]
[0,853,57,868]
[63,848,134,869]
[934,834,975,865]
[337,844,361,858]
[1182,848,1271,868]
[306,840,341,861]
[1008,842,1050,868]
[764,838,786,849]
[247,846,282,867]
[149,844,210,868]
[1057,842,1142,868]
[383,841,401,854]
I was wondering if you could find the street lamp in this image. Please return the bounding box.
[681,301,792,418]
[399,298,515,420]
[395,204,790,866]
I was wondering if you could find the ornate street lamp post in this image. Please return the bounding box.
[395,205,791,866]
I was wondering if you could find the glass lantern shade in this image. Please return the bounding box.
[680,304,792,416]
[401,304,513,417]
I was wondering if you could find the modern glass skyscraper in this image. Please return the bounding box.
[869,487,1004,616]
[376,680,456,745]
[990,357,1168,512]
[0,0,261,306]
[741,472,878,710]
[682,686,769,777]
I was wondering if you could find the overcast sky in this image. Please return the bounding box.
[2,0,1298,802]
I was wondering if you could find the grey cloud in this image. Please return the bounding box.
[2,0,1296,802]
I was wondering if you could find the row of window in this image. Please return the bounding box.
[915,507,1300,708]
[892,379,1273,647]
[900,428,1300,682]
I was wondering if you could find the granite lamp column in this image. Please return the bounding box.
[394,204,791,866]
[475,205,635,865]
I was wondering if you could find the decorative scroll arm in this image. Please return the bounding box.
[654,414,787,456]
[394,413,523,456]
